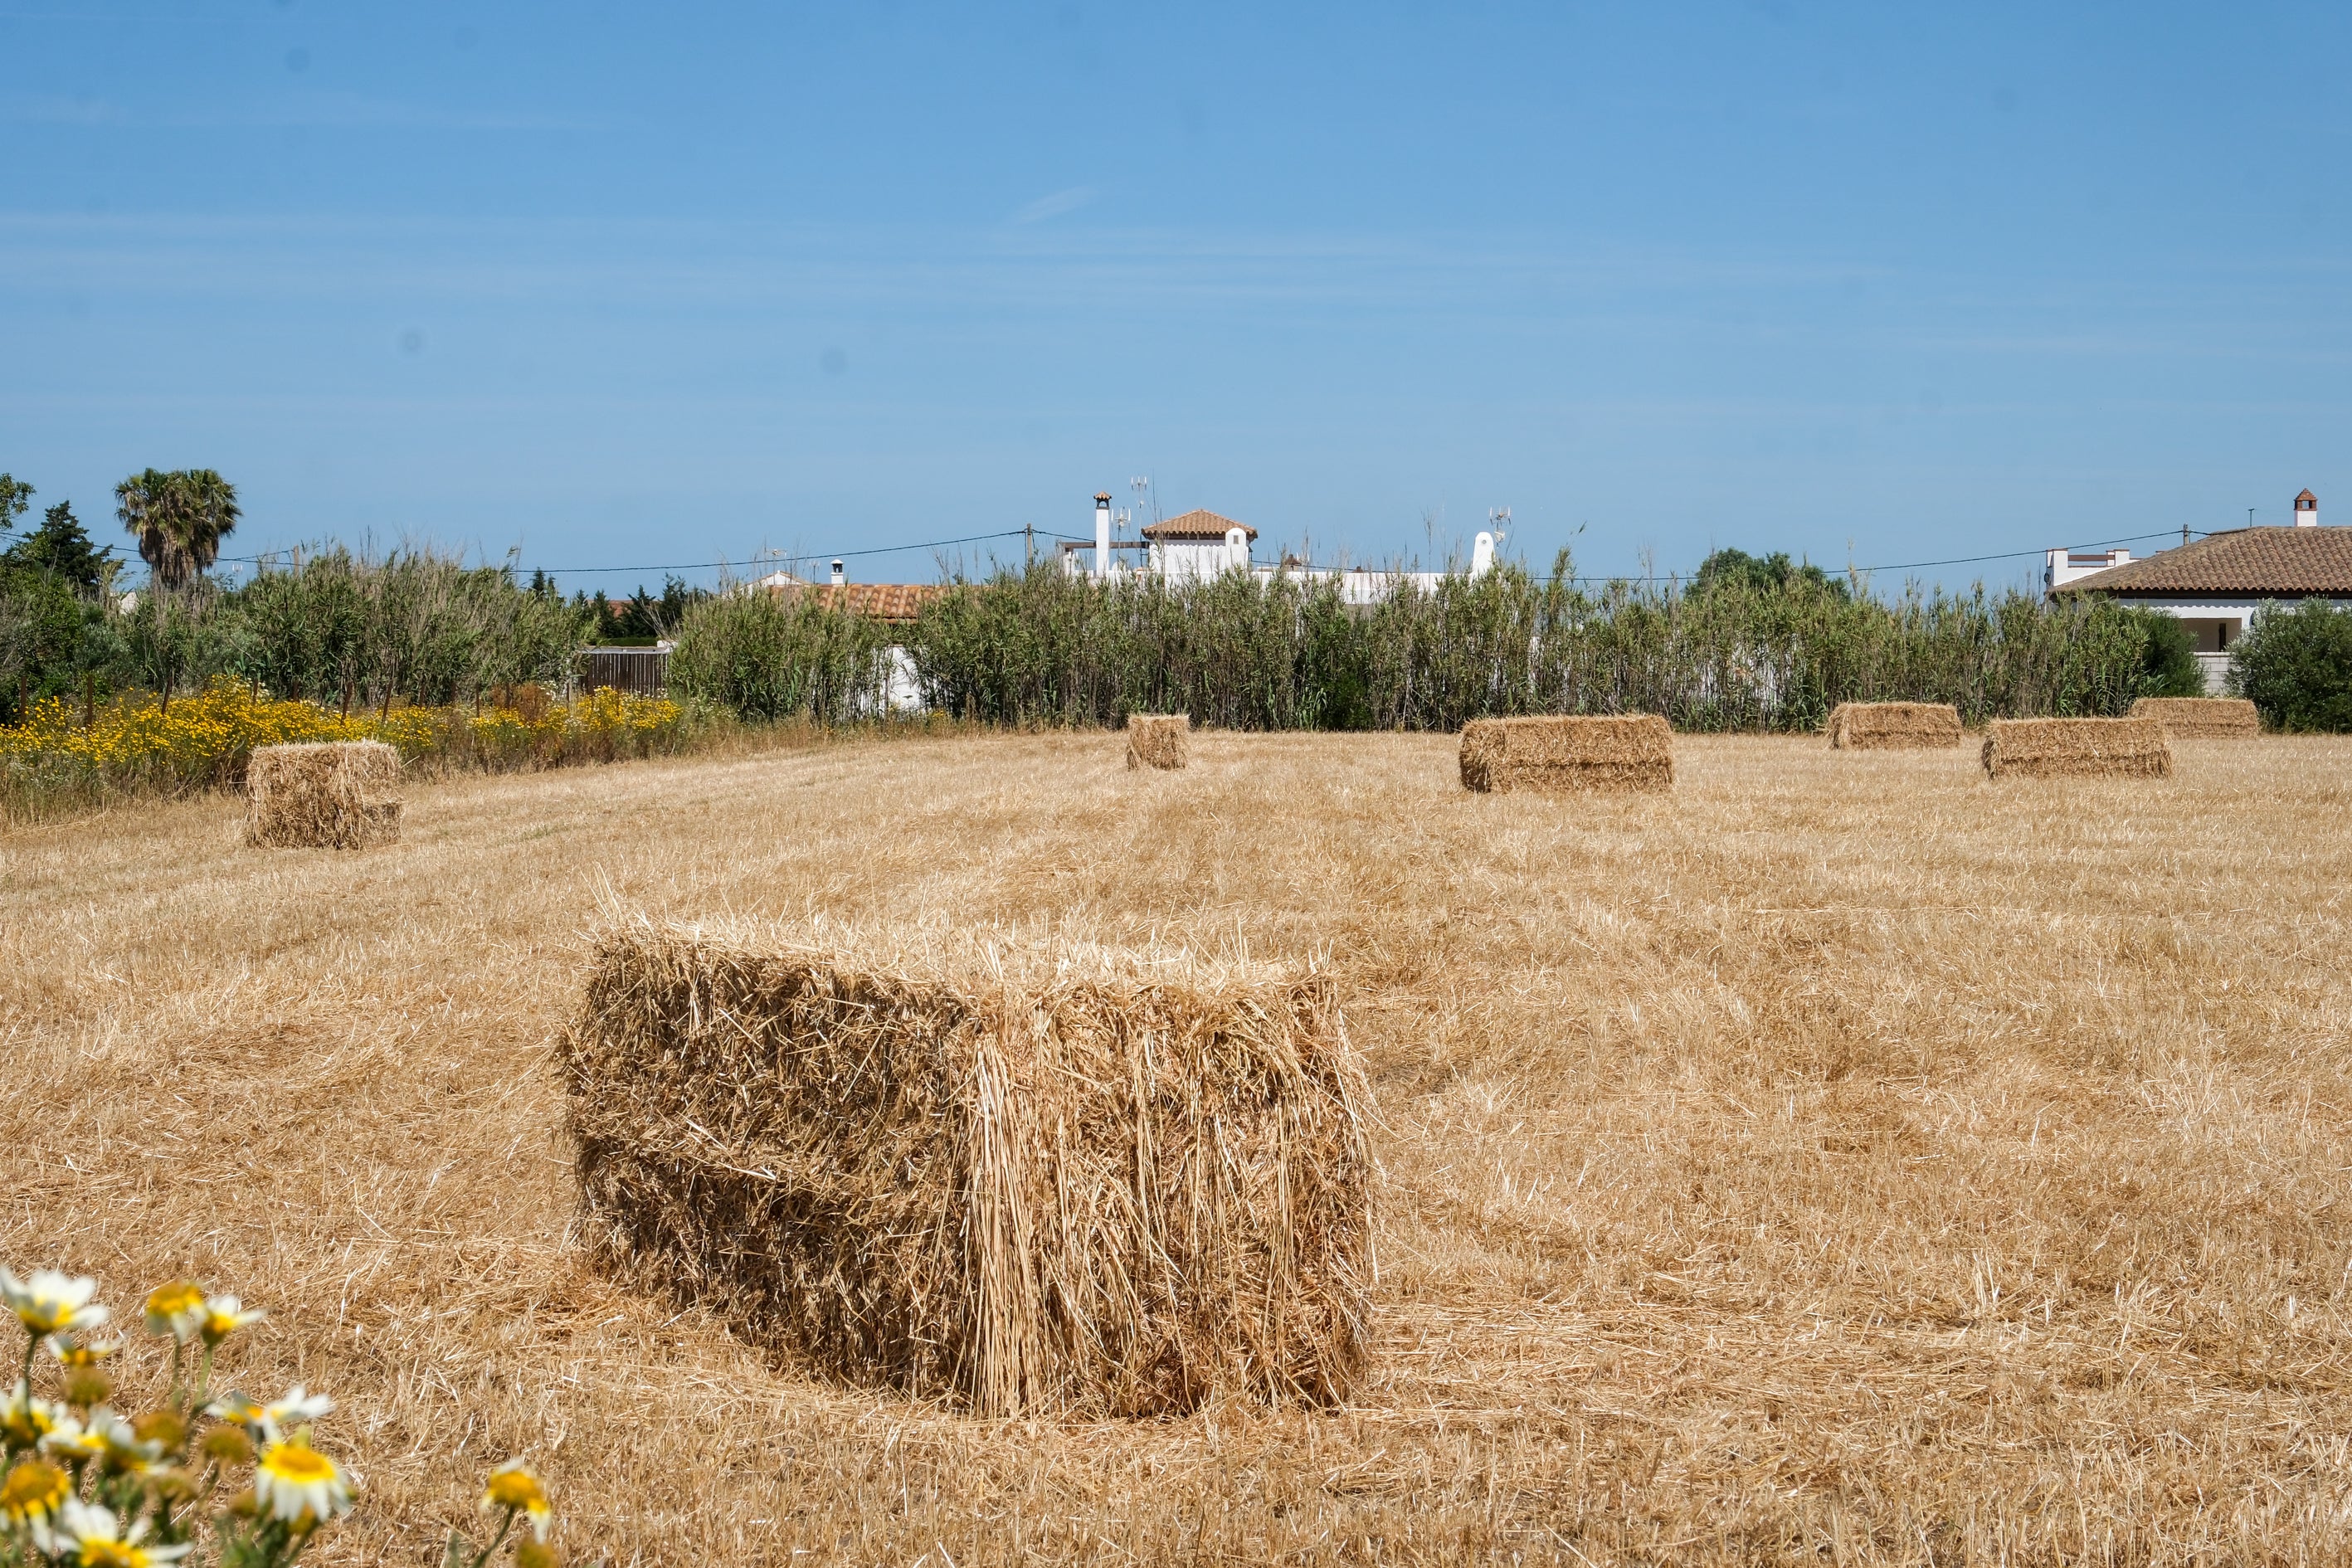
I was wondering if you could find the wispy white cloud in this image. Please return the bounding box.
[1005,186,1095,226]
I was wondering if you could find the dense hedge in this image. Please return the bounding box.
[2230,599,2352,732]
[671,558,2206,731]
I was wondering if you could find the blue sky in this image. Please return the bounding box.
[3,2,2349,592]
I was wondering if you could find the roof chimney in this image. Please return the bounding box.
[2296,489,2319,528]
[1094,492,1113,581]
[830,559,845,586]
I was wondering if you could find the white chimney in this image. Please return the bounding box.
[1224,526,1249,572]
[1471,531,1496,577]
[830,559,845,586]
[2296,489,2319,528]
[1094,492,1113,580]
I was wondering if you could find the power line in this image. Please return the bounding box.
[216,528,1032,576]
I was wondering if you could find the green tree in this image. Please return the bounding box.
[1692,548,1850,601]
[0,473,31,538]
[3,501,119,594]
[2230,599,2352,732]
[117,467,240,589]
[2129,608,2207,699]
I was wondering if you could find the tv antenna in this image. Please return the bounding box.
[1487,505,1511,542]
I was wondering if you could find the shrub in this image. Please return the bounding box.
[667,591,895,722]
[2230,599,2352,733]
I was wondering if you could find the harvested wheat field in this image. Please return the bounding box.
[6,729,2352,1564]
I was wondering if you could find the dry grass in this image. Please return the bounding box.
[1827,701,1963,750]
[244,739,404,849]
[1125,713,1191,771]
[1983,717,2174,780]
[1459,714,1673,793]
[2132,698,2263,739]
[565,916,1371,1417]
[6,730,2352,1564]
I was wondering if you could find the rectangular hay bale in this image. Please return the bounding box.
[244,740,403,849]
[1125,713,1191,771]
[561,918,1374,1418]
[2129,697,2261,738]
[1458,714,1673,793]
[1827,701,1964,750]
[1981,717,2174,779]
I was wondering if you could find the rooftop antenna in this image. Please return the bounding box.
[1132,475,1157,526]
[2247,508,2257,529]
[1487,506,1511,544]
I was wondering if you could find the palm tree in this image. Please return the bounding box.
[117,467,239,590]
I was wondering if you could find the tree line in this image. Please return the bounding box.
[666,553,2218,732]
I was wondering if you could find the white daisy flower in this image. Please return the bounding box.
[0,1269,110,1341]
[1,1380,61,1447]
[253,1437,355,1529]
[194,1295,264,1349]
[481,1458,553,1541]
[46,1496,191,1566]
[140,1282,207,1344]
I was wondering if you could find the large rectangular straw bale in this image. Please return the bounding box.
[2129,696,2260,738]
[1125,713,1190,770]
[562,918,1373,1418]
[244,740,403,849]
[1827,701,1963,750]
[1458,714,1673,793]
[1981,717,2173,779]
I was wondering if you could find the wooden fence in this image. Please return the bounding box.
[578,647,669,696]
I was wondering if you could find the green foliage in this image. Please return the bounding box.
[895,561,2172,731]
[0,474,31,538]
[4,504,119,595]
[581,575,709,644]
[117,469,240,589]
[668,588,896,721]
[2229,599,2352,732]
[2130,608,2208,699]
[1692,548,1850,602]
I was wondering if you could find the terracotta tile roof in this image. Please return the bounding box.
[1139,509,1258,542]
[2059,528,2352,597]
[767,582,944,623]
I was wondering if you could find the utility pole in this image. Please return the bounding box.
[1025,521,1035,570]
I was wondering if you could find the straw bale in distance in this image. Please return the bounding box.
[2130,696,2261,738]
[1458,714,1673,793]
[1981,717,2174,779]
[1125,713,1190,771]
[1827,701,1963,750]
[562,918,1373,1418]
[244,740,404,849]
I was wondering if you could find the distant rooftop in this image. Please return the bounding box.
[2057,526,2352,597]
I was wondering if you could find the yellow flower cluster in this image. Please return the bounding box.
[0,679,684,793]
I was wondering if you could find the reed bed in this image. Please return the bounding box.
[7,731,2352,1563]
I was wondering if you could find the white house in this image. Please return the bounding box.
[1060,491,1500,597]
[2050,489,2352,691]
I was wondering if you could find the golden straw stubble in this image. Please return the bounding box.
[562,916,1374,1419]
[244,740,404,849]
[1458,714,1673,793]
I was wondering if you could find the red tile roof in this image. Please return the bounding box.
[2057,527,2352,597]
[1140,509,1258,542]
[767,582,944,623]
